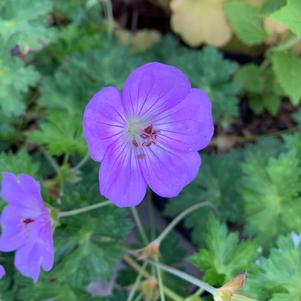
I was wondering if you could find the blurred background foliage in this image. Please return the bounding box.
[0,0,301,300]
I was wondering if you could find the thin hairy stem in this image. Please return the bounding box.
[146,260,217,296]
[131,207,149,245]
[41,147,60,175]
[123,256,184,301]
[156,260,166,301]
[272,36,301,52]
[133,292,143,301]
[58,200,111,218]
[154,201,214,246]
[126,262,147,301]
[147,190,156,241]
[71,153,90,172]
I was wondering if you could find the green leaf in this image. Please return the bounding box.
[57,239,123,288]
[0,112,18,143]
[17,271,114,300]
[167,46,240,128]
[0,149,40,178]
[240,150,301,248]
[190,216,259,286]
[17,276,79,301]
[54,184,132,288]
[224,2,266,45]
[235,64,263,94]
[0,42,39,117]
[0,261,14,301]
[38,71,90,114]
[67,44,145,90]
[165,137,281,246]
[165,150,244,246]
[292,109,301,126]
[52,23,108,59]
[261,0,287,14]
[250,94,281,116]
[271,0,301,37]
[283,133,301,163]
[160,234,187,266]
[54,0,104,25]
[272,51,301,105]
[0,0,56,50]
[261,0,287,15]
[28,111,87,156]
[235,64,283,115]
[37,40,144,115]
[258,234,301,300]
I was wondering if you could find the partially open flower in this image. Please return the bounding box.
[0,172,54,282]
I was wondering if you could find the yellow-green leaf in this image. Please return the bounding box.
[271,0,301,37]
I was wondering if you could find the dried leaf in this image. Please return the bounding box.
[170,0,232,47]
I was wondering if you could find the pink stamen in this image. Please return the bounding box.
[139,124,159,147]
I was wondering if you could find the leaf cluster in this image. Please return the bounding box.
[190,216,259,286]
[227,0,301,112]
[240,149,301,248]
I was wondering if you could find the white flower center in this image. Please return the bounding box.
[125,118,160,149]
[126,118,145,139]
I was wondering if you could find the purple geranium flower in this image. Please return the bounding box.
[0,172,54,282]
[83,62,214,207]
[0,265,5,279]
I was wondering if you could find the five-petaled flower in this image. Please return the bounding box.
[83,62,214,207]
[0,172,54,282]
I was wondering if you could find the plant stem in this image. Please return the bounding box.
[123,256,184,301]
[190,288,204,298]
[58,200,111,218]
[147,190,156,241]
[154,201,214,246]
[63,154,69,165]
[41,147,66,200]
[100,0,114,36]
[41,147,60,175]
[147,261,217,297]
[272,35,301,52]
[42,298,59,301]
[127,262,147,301]
[71,153,90,172]
[260,58,270,71]
[133,292,143,301]
[146,189,157,278]
[156,260,166,301]
[131,207,149,245]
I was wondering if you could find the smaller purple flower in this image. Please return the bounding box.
[0,265,5,279]
[0,172,54,282]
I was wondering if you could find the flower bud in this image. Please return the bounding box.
[214,274,257,301]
